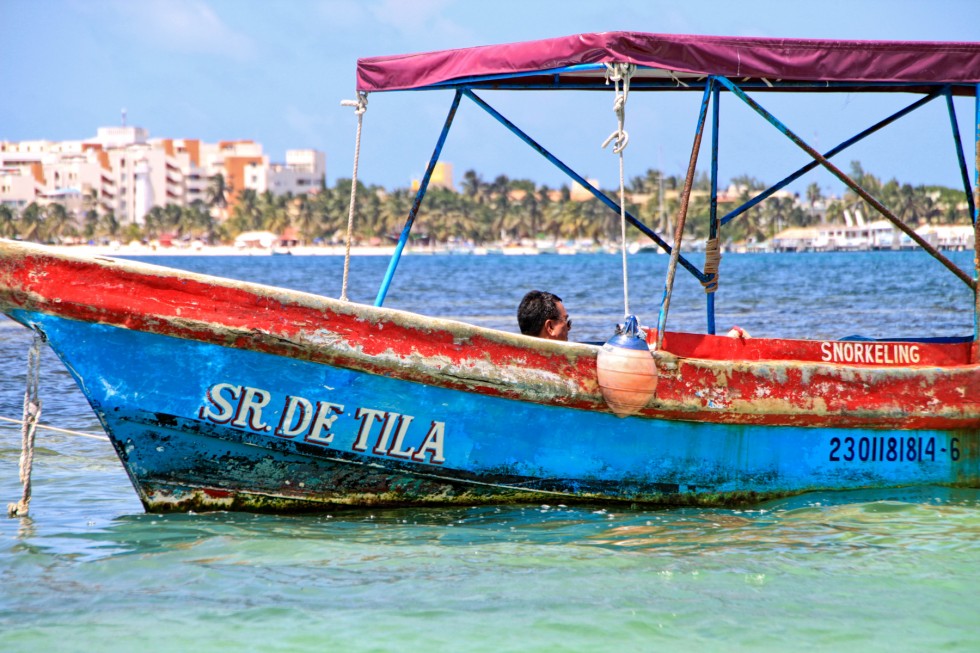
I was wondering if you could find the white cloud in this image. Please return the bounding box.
[283,105,331,146]
[367,0,475,46]
[107,0,255,61]
[311,0,372,29]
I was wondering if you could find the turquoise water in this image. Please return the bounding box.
[2,251,978,651]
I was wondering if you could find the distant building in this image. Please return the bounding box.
[0,125,326,224]
[244,149,325,196]
[411,161,454,192]
[570,178,599,202]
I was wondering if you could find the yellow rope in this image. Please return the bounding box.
[701,238,721,293]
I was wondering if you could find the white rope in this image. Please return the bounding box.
[602,62,636,317]
[7,332,42,517]
[0,415,108,441]
[667,71,690,88]
[340,91,368,302]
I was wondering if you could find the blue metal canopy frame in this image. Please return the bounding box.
[371,64,980,341]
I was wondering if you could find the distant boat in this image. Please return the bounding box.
[629,243,663,254]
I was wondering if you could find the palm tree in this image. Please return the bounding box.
[206,174,228,211]
[163,204,183,234]
[729,174,764,194]
[844,161,884,222]
[291,196,320,244]
[461,169,484,202]
[266,203,292,235]
[19,203,44,242]
[628,173,650,195]
[227,189,261,235]
[806,182,822,209]
[82,209,100,241]
[93,209,119,241]
[169,201,211,242]
[824,200,845,226]
[362,188,387,241]
[0,205,16,238]
[42,203,75,243]
[519,185,543,239]
[81,188,101,219]
[490,174,512,216]
[142,206,167,240]
[760,196,799,238]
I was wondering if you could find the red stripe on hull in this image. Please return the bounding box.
[1,243,977,431]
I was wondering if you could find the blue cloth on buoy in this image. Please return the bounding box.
[606,314,647,350]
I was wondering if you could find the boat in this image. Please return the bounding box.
[2,32,979,513]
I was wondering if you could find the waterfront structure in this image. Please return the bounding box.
[0,126,325,224]
[771,221,975,252]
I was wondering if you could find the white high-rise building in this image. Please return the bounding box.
[0,126,326,226]
[133,158,153,225]
[243,149,326,195]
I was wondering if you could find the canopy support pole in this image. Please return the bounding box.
[720,90,942,227]
[706,82,720,335]
[375,90,462,307]
[973,84,979,356]
[656,83,712,350]
[462,89,710,284]
[716,75,976,292]
[947,88,977,223]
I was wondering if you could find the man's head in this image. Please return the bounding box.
[518,290,571,341]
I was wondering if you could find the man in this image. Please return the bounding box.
[517,290,571,341]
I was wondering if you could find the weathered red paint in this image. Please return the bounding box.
[653,329,971,366]
[0,242,978,432]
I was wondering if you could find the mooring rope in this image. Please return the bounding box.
[7,332,43,517]
[340,91,368,302]
[602,62,636,318]
[0,415,108,441]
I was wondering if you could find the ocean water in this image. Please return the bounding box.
[1,250,978,652]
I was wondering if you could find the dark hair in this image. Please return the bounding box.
[518,290,562,336]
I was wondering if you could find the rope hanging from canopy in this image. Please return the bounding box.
[602,62,636,319]
[340,91,369,302]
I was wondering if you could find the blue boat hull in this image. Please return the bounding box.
[20,309,978,511]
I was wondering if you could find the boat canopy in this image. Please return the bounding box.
[354,31,978,338]
[356,32,980,94]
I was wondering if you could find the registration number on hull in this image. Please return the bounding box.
[828,435,960,463]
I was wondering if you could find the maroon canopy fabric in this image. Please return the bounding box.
[356,32,980,93]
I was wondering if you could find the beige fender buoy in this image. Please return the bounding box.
[596,315,658,417]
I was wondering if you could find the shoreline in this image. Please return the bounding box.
[37,243,575,257]
[42,243,401,257]
[21,242,977,258]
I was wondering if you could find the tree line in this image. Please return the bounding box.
[0,163,972,247]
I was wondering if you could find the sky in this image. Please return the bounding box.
[2,0,978,197]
